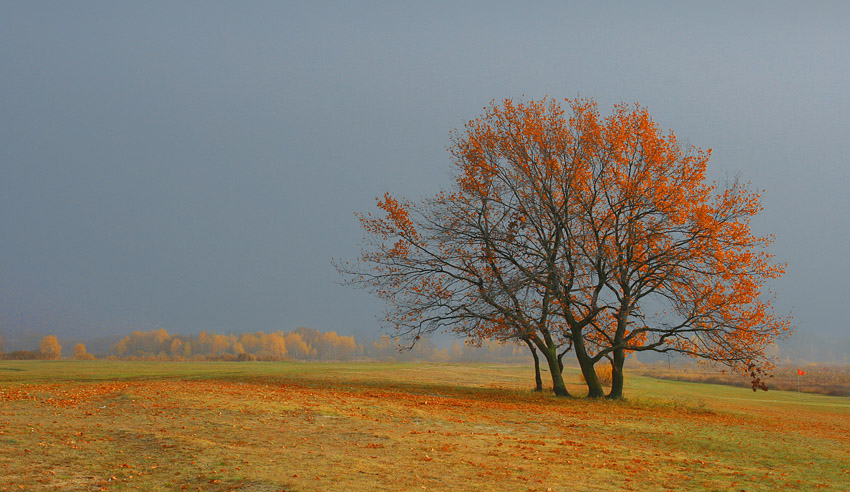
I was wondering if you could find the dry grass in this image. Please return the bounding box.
[578,364,613,386]
[637,363,850,397]
[2,360,849,491]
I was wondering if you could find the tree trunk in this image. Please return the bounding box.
[572,328,604,398]
[545,350,570,397]
[523,337,543,392]
[607,312,629,399]
[608,347,625,399]
[532,336,570,397]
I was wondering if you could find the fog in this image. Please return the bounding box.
[1,2,848,361]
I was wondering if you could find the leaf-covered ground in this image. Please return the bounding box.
[1,361,849,491]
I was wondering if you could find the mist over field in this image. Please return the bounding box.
[2,2,849,365]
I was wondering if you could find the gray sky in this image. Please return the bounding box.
[2,2,848,351]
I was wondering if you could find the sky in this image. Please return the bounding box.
[1,2,848,355]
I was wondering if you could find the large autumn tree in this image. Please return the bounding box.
[340,97,788,398]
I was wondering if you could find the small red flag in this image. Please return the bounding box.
[797,369,805,376]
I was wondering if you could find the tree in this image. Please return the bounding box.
[169,338,184,357]
[340,97,788,398]
[284,332,312,359]
[74,342,95,360]
[211,334,232,355]
[40,335,62,360]
[0,334,4,355]
[569,102,790,398]
[521,337,543,392]
[195,331,213,354]
[265,332,287,359]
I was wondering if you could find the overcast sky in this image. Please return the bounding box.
[1,1,848,349]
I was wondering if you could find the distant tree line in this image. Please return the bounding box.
[0,335,69,360]
[0,328,530,363]
[110,327,527,362]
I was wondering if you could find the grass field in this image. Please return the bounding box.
[1,361,849,491]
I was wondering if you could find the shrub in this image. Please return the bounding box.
[580,364,614,386]
[3,350,42,360]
